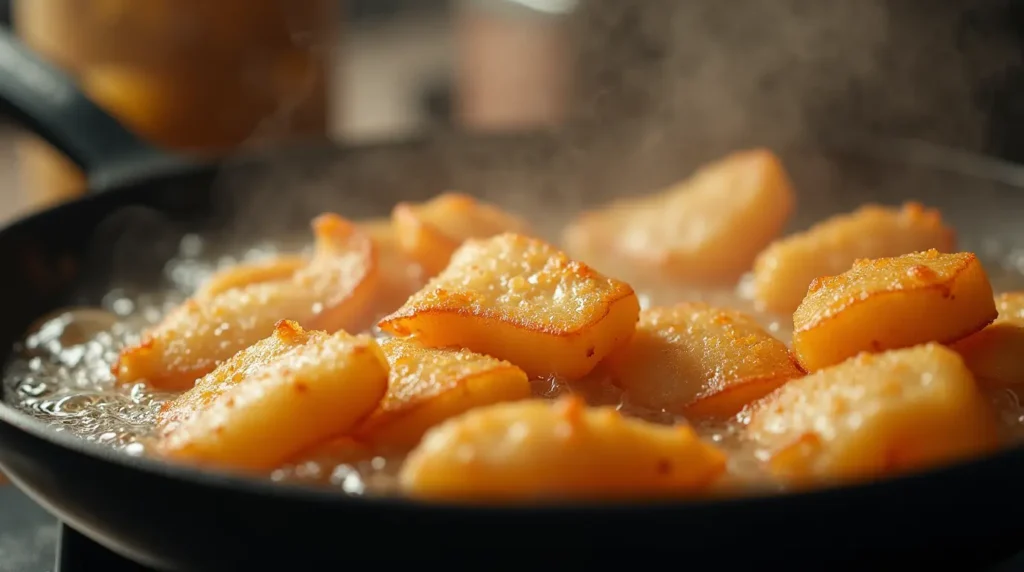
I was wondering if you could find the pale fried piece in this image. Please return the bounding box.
[607,303,802,418]
[399,397,727,502]
[751,203,956,314]
[194,256,308,299]
[951,292,1024,387]
[563,149,794,285]
[157,319,324,433]
[748,344,1000,485]
[356,338,531,448]
[792,250,997,372]
[114,214,378,390]
[155,325,388,472]
[358,218,425,315]
[378,233,641,380]
[392,193,531,276]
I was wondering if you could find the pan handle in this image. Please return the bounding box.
[0,27,195,192]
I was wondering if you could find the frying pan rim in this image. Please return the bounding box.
[2,138,1024,515]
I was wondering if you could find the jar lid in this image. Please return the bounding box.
[460,0,578,20]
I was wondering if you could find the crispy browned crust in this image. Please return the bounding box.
[378,253,637,338]
[794,252,985,333]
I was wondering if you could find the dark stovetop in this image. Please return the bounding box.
[0,488,56,572]
[4,484,1024,572]
[1,486,156,572]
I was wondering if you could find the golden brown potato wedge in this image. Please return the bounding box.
[606,303,802,418]
[399,397,727,502]
[748,344,999,486]
[358,218,426,315]
[155,322,388,472]
[951,292,1024,387]
[392,193,531,276]
[158,319,325,433]
[562,149,795,285]
[355,338,531,448]
[378,233,641,380]
[792,250,997,372]
[751,202,956,314]
[114,213,378,390]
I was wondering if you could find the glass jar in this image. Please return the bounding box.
[12,0,340,208]
[455,0,574,132]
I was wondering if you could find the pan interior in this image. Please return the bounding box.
[3,136,1024,500]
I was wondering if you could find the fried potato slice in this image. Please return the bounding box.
[951,292,1024,387]
[562,149,794,285]
[378,233,641,380]
[748,344,1000,485]
[607,303,802,418]
[392,193,531,276]
[751,202,956,314]
[792,250,997,372]
[356,338,531,448]
[157,319,324,432]
[114,213,378,390]
[399,397,727,502]
[194,256,307,299]
[358,218,426,315]
[155,322,388,472]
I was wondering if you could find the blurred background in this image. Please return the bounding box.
[0,0,1021,220]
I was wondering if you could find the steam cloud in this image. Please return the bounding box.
[120,1,1024,269]
[564,0,1021,195]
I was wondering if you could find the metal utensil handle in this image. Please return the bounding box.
[0,27,191,192]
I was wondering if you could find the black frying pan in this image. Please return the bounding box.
[1,26,1024,572]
